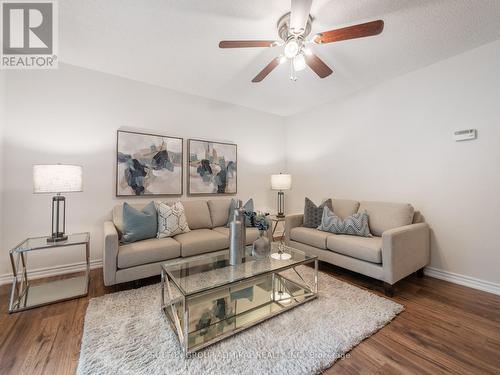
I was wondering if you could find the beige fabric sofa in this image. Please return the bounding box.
[285,199,430,295]
[103,199,271,286]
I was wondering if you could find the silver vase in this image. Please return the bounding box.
[229,200,246,265]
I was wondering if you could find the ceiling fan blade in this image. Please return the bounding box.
[290,0,313,33]
[314,20,384,44]
[305,54,333,78]
[252,57,281,83]
[219,40,276,48]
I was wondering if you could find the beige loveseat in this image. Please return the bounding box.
[285,199,430,295]
[103,199,271,286]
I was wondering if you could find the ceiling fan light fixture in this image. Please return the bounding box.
[293,54,306,71]
[284,38,300,58]
[218,1,384,83]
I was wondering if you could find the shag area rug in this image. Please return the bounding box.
[78,267,403,375]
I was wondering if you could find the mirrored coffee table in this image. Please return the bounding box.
[161,243,318,356]
[8,233,90,313]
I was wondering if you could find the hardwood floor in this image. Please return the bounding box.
[1,264,499,375]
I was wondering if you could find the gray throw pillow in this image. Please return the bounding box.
[303,198,333,228]
[318,206,372,237]
[121,201,158,244]
[226,198,254,227]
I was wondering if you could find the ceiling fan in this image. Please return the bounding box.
[218,0,384,82]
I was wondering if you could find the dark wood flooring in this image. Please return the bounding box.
[1,263,499,375]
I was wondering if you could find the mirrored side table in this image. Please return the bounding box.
[8,232,90,313]
[270,215,286,240]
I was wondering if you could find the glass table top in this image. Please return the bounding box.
[11,232,90,253]
[162,243,316,296]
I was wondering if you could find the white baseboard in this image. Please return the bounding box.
[0,259,103,286]
[424,266,500,296]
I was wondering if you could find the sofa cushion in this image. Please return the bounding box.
[303,198,333,228]
[121,202,157,244]
[290,227,331,249]
[174,229,229,257]
[332,199,360,219]
[358,201,414,236]
[213,226,260,245]
[208,199,232,227]
[182,200,213,229]
[327,235,382,264]
[118,237,180,269]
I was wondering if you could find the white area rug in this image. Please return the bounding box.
[78,267,403,375]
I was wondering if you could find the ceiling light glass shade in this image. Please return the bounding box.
[279,55,287,64]
[33,164,83,193]
[293,54,306,71]
[271,174,292,190]
[284,39,299,58]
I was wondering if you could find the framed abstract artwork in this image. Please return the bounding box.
[188,139,237,195]
[116,130,183,196]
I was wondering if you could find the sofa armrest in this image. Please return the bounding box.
[103,221,119,286]
[285,214,304,245]
[382,222,430,285]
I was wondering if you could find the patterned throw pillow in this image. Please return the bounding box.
[318,206,372,237]
[156,201,190,238]
[303,198,333,228]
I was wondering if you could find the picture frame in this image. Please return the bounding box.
[187,139,237,195]
[116,130,183,196]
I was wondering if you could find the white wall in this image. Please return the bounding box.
[285,39,500,285]
[0,71,5,263]
[3,40,499,290]
[1,64,285,276]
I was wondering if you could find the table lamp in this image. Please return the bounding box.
[271,173,292,218]
[33,164,83,242]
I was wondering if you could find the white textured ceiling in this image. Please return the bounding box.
[59,0,500,116]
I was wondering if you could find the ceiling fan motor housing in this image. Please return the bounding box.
[277,12,313,41]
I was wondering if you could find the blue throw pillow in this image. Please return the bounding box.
[121,201,158,244]
[317,206,372,237]
[226,198,254,227]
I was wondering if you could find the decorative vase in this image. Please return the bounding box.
[229,200,246,265]
[252,230,270,258]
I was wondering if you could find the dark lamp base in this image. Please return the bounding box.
[47,234,68,243]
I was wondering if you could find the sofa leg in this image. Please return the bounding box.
[384,282,394,297]
[416,267,425,278]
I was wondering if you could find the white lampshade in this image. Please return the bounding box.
[271,174,292,191]
[33,164,83,193]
